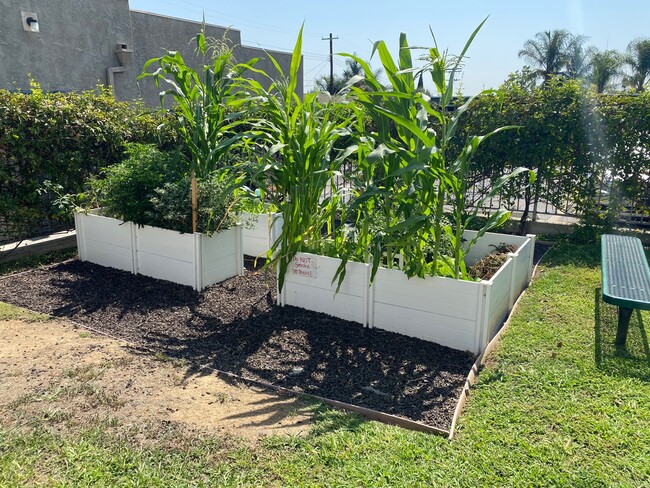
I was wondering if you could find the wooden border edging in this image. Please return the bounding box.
[204,367,450,437]
[448,249,550,439]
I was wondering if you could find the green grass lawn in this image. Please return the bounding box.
[2,242,650,487]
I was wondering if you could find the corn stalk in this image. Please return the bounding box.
[337,19,533,284]
[243,26,358,291]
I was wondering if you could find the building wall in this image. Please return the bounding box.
[1,1,301,105]
[130,11,240,107]
[236,44,304,96]
[131,11,302,106]
[1,0,138,99]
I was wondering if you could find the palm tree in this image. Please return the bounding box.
[518,29,573,84]
[623,37,650,92]
[590,49,623,93]
[315,74,347,94]
[565,35,593,80]
[315,56,382,94]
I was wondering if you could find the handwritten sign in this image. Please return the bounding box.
[291,255,317,279]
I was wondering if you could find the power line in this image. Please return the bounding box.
[152,0,322,38]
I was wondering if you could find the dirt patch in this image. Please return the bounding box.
[0,318,313,444]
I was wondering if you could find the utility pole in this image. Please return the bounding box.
[322,33,338,94]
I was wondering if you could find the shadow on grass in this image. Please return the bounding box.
[594,287,650,382]
[542,242,600,269]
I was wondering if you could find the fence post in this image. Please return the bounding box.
[130,222,138,275]
[532,179,540,222]
[193,233,202,291]
[74,213,85,262]
[526,234,536,283]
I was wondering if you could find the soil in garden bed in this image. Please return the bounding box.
[0,258,477,430]
[468,243,520,280]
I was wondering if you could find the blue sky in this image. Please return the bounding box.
[129,1,649,94]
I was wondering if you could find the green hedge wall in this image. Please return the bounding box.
[0,86,179,242]
[451,79,650,229]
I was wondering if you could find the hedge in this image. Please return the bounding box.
[0,84,179,243]
[451,79,650,232]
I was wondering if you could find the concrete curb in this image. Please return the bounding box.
[0,231,76,264]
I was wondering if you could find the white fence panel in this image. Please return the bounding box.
[511,238,533,297]
[283,253,368,324]
[278,233,535,354]
[75,213,134,273]
[136,225,195,287]
[241,212,273,257]
[75,213,242,291]
[201,227,242,288]
[485,257,514,342]
[372,267,482,352]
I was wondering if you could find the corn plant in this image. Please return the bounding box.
[417,22,534,278]
[138,25,259,232]
[336,20,533,284]
[243,26,358,291]
[138,26,256,179]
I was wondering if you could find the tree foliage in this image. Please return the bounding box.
[516,29,648,94]
[623,37,650,92]
[314,56,382,94]
[518,29,574,84]
[590,49,624,93]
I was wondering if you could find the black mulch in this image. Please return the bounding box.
[0,244,550,430]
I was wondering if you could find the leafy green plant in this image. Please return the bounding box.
[0,81,172,242]
[147,173,241,235]
[84,144,238,235]
[237,187,277,215]
[454,79,650,233]
[138,25,259,234]
[86,144,185,226]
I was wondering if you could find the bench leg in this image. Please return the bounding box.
[615,307,633,347]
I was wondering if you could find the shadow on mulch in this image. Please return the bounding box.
[0,258,476,430]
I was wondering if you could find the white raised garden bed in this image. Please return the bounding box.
[279,230,535,354]
[240,212,274,257]
[74,211,243,291]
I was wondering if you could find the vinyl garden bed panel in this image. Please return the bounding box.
[240,212,274,257]
[279,231,535,354]
[74,212,243,291]
[281,253,371,325]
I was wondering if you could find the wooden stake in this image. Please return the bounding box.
[191,173,198,234]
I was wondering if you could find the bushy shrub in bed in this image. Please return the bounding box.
[86,143,240,235]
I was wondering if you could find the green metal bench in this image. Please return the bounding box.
[601,234,650,347]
